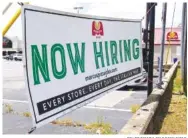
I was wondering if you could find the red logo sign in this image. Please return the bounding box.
[166,31,179,41]
[92,21,104,36]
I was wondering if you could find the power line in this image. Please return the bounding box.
[2,2,12,15]
[165,2,176,66]
[170,3,176,31]
[141,3,157,21]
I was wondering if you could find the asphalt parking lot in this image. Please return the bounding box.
[3,60,149,134]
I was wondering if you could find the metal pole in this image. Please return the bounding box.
[2,2,29,36]
[147,3,156,96]
[145,4,150,50]
[184,19,187,96]
[184,16,187,96]
[142,3,150,73]
[3,8,21,36]
[158,3,167,85]
[181,3,186,92]
[181,3,187,96]
[2,2,12,15]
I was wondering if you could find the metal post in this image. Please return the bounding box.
[2,2,29,36]
[3,8,21,36]
[147,3,156,96]
[158,3,167,86]
[184,20,187,96]
[145,4,150,50]
[142,3,150,73]
[181,3,185,78]
[181,3,187,96]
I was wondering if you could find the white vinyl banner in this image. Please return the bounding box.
[22,5,143,128]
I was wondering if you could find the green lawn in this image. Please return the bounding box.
[158,67,187,134]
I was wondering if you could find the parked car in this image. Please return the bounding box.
[7,54,14,60]
[6,53,22,61]
[3,55,9,60]
[13,53,22,61]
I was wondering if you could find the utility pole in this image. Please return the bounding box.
[158,3,167,86]
[181,3,187,96]
[73,6,83,14]
[147,3,157,96]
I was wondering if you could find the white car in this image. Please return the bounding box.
[3,55,9,60]
[13,54,22,61]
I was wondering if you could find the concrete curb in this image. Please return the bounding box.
[119,61,179,134]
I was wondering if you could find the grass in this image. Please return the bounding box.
[4,104,13,113]
[51,118,85,127]
[130,104,141,113]
[128,88,133,91]
[156,67,187,134]
[172,68,183,94]
[3,104,31,117]
[84,116,115,134]
[23,112,32,117]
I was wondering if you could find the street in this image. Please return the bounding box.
[3,60,147,134]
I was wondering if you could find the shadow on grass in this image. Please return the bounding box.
[152,68,178,134]
[139,66,178,134]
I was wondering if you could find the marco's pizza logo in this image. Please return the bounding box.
[92,21,104,37]
[166,31,179,41]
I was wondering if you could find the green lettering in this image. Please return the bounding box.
[110,41,118,65]
[51,43,67,79]
[105,41,110,66]
[119,40,123,63]
[31,44,50,85]
[132,39,140,59]
[93,42,105,69]
[124,40,131,61]
[67,43,85,75]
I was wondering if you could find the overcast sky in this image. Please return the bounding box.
[1,0,184,40]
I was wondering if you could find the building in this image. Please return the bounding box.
[154,27,181,64]
[2,36,23,55]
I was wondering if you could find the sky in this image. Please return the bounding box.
[1,0,184,40]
